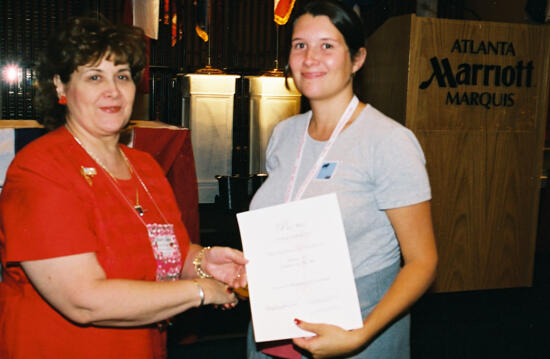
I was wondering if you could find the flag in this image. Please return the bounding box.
[274,0,296,25]
[124,0,151,93]
[132,0,159,39]
[194,0,209,42]
[171,0,178,46]
[164,0,170,25]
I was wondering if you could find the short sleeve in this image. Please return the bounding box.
[1,157,98,263]
[265,123,282,175]
[372,127,431,209]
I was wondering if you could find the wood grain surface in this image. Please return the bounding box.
[359,14,550,292]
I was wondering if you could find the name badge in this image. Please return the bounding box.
[316,162,338,179]
[147,223,182,281]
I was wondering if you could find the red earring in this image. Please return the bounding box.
[58,95,67,105]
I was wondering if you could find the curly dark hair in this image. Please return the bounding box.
[35,16,147,130]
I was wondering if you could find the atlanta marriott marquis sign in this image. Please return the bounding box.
[418,39,535,110]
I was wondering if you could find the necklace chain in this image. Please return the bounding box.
[285,96,359,202]
[67,127,168,223]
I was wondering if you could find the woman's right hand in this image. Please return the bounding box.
[196,278,238,308]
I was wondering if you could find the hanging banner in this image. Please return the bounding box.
[132,0,159,39]
[124,0,150,93]
[194,0,209,42]
[274,0,296,25]
[171,0,179,46]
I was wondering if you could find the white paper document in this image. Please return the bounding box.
[237,193,363,342]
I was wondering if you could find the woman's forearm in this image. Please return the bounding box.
[22,252,234,327]
[357,258,437,345]
[358,201,438,346]
[84,278,212,326]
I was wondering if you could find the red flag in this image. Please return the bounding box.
[164,0,170,25]
[194,0,209,42]
[171,0,178,46]
[274,0,296,25]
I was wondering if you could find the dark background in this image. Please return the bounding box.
[1,1,549,358]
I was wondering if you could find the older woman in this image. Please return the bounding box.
[0,17,246,359]
[247,1,437,358]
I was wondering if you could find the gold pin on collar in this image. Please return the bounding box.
[80,166,97,186]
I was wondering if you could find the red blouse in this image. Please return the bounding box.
[0,127,191,359]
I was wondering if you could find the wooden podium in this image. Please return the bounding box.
[358,14,550,292]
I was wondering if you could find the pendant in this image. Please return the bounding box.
[135,204,145,216]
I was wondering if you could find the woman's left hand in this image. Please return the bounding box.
[202,246,248,288]
[292,319,365,359]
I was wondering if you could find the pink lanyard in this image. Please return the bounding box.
[284,96,359,202]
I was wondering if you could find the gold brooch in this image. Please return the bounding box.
[80,166,97,186]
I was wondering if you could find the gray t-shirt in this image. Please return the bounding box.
[250,104,431,278]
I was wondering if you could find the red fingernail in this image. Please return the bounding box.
[294,318,301,325]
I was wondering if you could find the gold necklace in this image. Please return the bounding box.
[68,128,145,216]
[119,150,145,216]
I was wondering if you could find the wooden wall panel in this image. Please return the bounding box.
[409,17,549,292]
[357,15,412,125]
[360,0,416,37]
[418,132,485,291]
[361,14,550,292]
[484,132,539,288]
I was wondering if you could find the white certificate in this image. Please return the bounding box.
[237,193,363,343]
